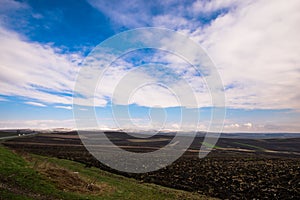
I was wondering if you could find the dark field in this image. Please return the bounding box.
[2,130,300,199]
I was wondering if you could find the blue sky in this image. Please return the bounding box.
[0,0,299,132]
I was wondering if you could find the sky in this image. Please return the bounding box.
[0,0,300,132]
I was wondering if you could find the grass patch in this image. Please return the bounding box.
[233,142,265,151]
[0,145,83,199]
[201,142,221,149]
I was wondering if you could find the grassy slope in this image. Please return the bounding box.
[0,145,215,200]
[201,142,221,149]
[233,142,265,151]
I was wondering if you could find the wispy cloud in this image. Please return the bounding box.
[88,0,154,28]
[0,97,7,101]
[0,0,29,12]
[54,105,72,110]
[1,0,300,131]
[87,0,246,30]
[0,24,81,105]
[25,101,46,107]
[223,121,300,133]
[189,0,243,14]
[2,0,299,110]
[0,119,75,129]
[195,0,300,110]
[88,0,300,110]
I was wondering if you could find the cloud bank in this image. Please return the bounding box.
[0,25,80,106]
[0,0,300,132]
[88,0,300,110]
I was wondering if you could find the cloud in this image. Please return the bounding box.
[88,0,300,111]
[243,122,252,128]
[0,0,299,132]
[54,105,72,110]
[84,49,212,108]
[0,0,29,13]
[0,119,75,129]
[189,0,243,14]
[25,101,46,107]
[87,0,246,30]
[224,122,252,129]
[88,0,147,28]
[0,24,81,105]
[194,0,300,110]
[223,121,300,133]
[2,11,200,109]
[88,0,201,30]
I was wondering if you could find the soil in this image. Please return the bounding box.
[3,131,300,199]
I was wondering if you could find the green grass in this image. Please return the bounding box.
[0,145,214,200]
[233,142,265,151]
[0,145,80,199]
[200,142,221,149]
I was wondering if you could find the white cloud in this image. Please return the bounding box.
[88,0,300,111]
[87,51,212,108]
[194,0,300,110]
[152,15,193,30]
[0,0,29,13]
[25,101,46,107]
[225,123,240,129]
[223,121,300,133]
[0,119,75,129]
[0,0,299,131]
[0,24,81,105]
[3,0,298,111]
[244,122,252,128]
[189,0,246,14]
[128,84,179,108]
[224,122,253,130]
[0,15,209,109]
[88,0,152,28]
[54,105,72,110]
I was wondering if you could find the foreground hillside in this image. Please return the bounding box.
[0,145,213,200]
